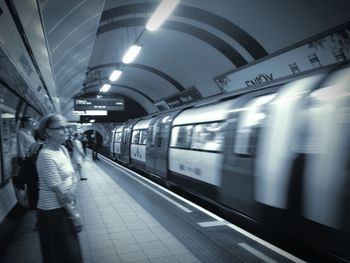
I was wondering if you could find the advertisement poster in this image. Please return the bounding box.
[0,112,17,184]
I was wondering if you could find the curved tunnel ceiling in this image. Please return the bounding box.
[80,1,266,121]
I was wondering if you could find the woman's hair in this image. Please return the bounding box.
[37,114,66,140]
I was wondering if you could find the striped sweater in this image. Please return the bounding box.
[36,146,76,210]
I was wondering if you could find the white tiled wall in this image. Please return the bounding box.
[0,180,17,223]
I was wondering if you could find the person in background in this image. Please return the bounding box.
[72,133,87,180]
[90,130,98,160]
[80,133,88,157]
[64,134,74,157]
[17,116,35,165]
[36,114,83,263]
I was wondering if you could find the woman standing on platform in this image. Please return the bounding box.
[36,114,83,263]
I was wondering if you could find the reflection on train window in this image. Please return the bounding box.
[132,130,140,144]
[170,125,193,148]
[151,126,157,146]
[139,130,148,145]
[191,122,225,152]
[116,132,122,143]
[234,94,275,156]
[122,130,127,143]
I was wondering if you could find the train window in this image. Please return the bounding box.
[122,130,127,143]
[132,130,140,144]
[116,132,122,143]
[234,94,275,156]
[139,129,148,145]
[191,122,225,152]
[170,125,193,148]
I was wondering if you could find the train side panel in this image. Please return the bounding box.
[168,101,234,199]
[169,149,223,186]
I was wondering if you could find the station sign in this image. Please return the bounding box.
[74,97,124,111]
[155,87,202,110]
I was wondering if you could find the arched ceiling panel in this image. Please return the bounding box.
[27,0,349,122]
[97,18,247,67]
[84,68,179,102]
[89,63,185,92]
[100,2,267,59]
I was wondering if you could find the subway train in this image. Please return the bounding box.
[110,64,350,261]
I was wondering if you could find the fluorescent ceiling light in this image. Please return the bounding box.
[122,44,142,64]
[100,84,111,92]
[109,70,122,81]
[1,113,15,118]
[146,0,179,31]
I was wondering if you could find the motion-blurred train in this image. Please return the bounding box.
[110,64,350,261]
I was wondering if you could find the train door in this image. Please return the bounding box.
[120,120,138,164]
[155,111,181,179]
[113,125,124,161]
[110,127,116,158]
[146,111,180,179]
[219,89,277,219]
[145,116,161,174]
[130,119,152,170]
[153,117,167,178]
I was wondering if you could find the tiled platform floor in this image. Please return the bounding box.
[0,158,200,263]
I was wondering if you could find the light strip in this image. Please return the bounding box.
[1,113,15,118]
[122,44,142,64]
[100,84,111,92]
[109,70,122,81]
[146,0,180,31]
[85,110,107,116]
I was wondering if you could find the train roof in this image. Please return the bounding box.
[172,100,236,125]
[133,118,153,130]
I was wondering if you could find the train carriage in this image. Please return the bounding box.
[108,63,350,260]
